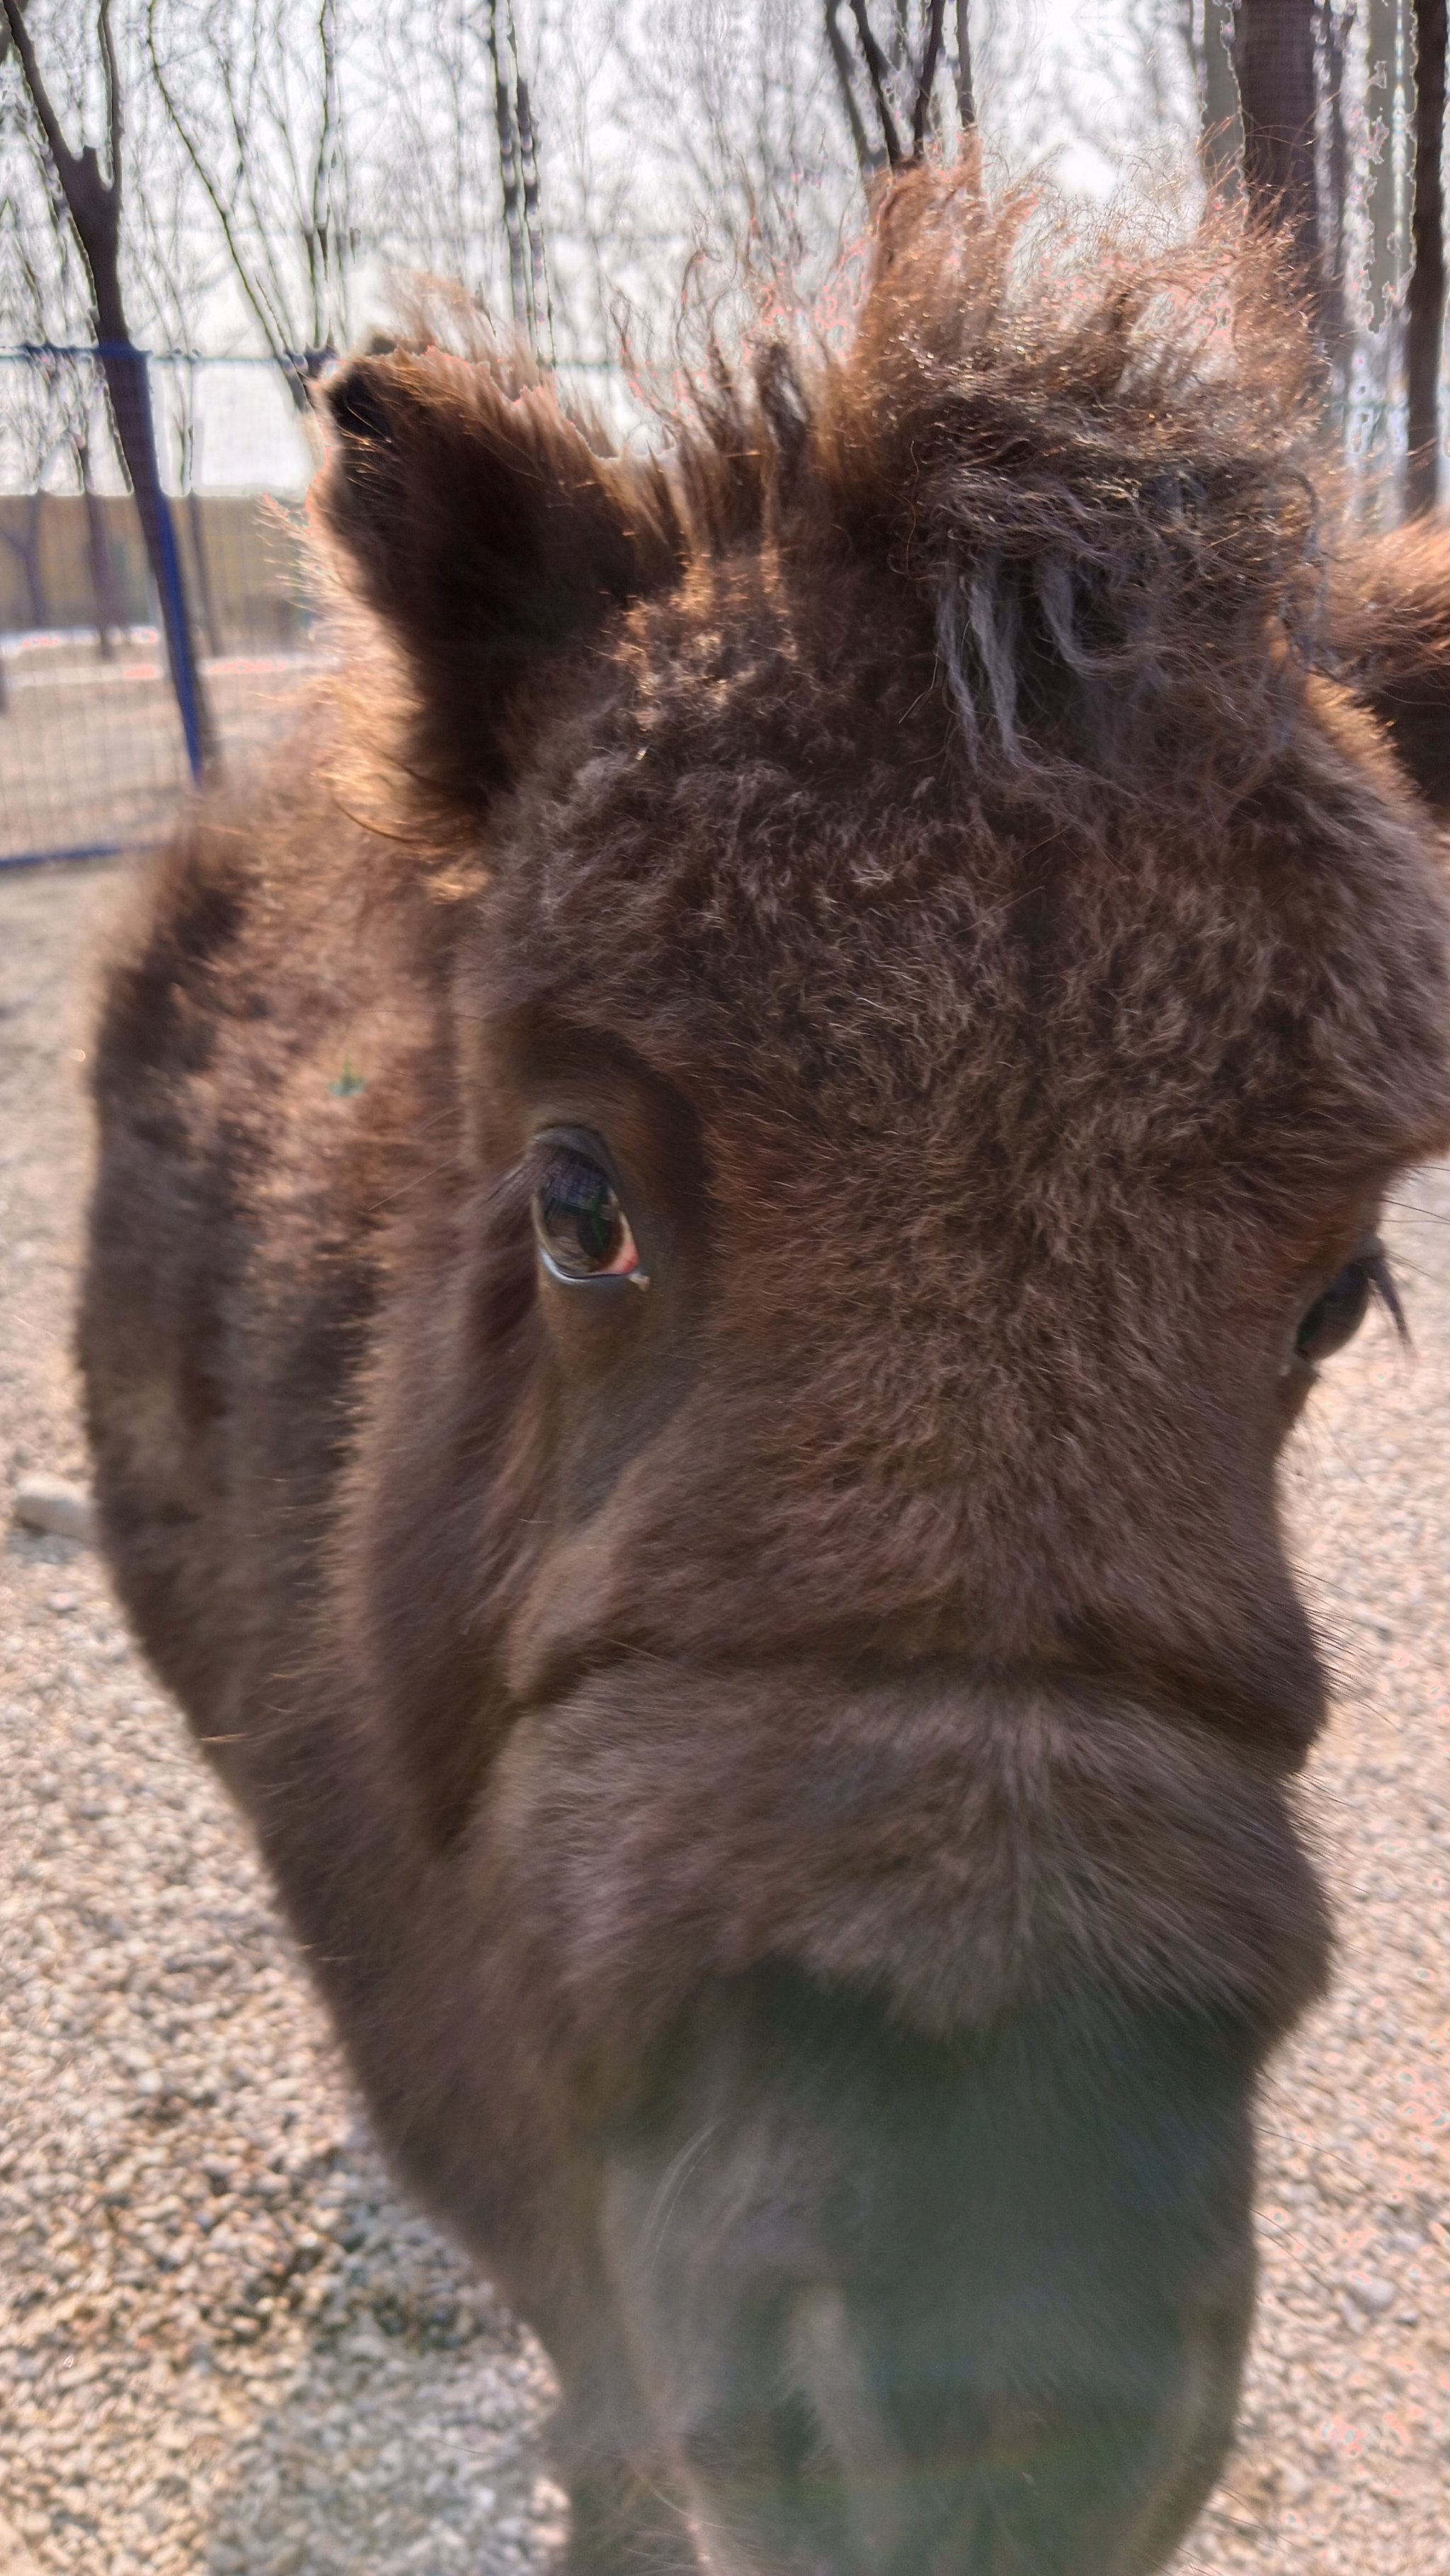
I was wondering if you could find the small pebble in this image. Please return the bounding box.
[1343,2274,1397,2317]
[13,1475,93,1544]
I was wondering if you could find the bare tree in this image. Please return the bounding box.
[828,0,958,175]
[1,0,215,769]
[486,0,528,335]
[1407,0,1446,508]
[1366,0,1408,329]
[362,0,506,323]
[514,51,554,360]
[1183,0,1245,193]
[485,0,554,357]
[1234,0,1323,323]
[571,0,859,372]
[1318,0,1352,370]
[825,1,883,176]
[0,57,123,663]
[127,105,232,655]
[144,0,358,415]
[955,0,975,129]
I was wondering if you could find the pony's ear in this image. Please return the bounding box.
[316,351,685,803]
[1342,522,1450,817]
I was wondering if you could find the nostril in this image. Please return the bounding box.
[898,2400,1189,2576]
[678,2381,832,2503]
[680,2392,850,2576]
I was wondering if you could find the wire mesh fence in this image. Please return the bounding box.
[1,350,326,869]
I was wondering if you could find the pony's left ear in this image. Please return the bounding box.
[1341,522,1450,818]
[316,351,685,806]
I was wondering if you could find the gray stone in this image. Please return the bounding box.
[1344,2274,1397,2316]
[13,1475,93,1544]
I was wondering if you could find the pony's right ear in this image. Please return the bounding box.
[1341,521,1450,818]
[316,352,685,803]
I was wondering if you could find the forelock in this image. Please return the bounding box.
[657,165,1329,823]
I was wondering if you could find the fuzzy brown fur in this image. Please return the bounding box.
[81,171,1450,2576]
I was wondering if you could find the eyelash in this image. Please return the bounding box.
[1366,1248,1408,1344]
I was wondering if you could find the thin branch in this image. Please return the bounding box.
[848,0,905,166]
[913,0,947,155]
[234,55,304,355]
[98,0,122,188]
[144,0,310,408]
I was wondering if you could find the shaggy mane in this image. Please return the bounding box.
[319,166,1332,842]
[658,168,1329,808]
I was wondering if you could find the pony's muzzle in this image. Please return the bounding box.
[601,1964,1262,2576]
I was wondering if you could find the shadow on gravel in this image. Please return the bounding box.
[200,2252,563,2576]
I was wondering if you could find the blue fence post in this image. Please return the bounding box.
[152,477,206,784]
[140,353,207,784]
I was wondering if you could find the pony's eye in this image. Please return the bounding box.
[533,1148,647,1287]
[1294,1247,1401,1367]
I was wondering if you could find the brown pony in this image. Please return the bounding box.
[80,174,1450,2575]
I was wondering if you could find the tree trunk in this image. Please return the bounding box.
[1234,0,1325,337]
[515,73,555,363]
[826,0,886,179]
[486,0,530,338]
[82,477,121,660]
[1408,0,1448,510]
[1201,1,1245,197]
[1367,0,1407,331]
[955,0,975,130]
[1318,0,1352,377]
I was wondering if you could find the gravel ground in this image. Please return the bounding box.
[1,853,1448,2576]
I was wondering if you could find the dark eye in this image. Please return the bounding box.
[1294,1247,1402,1367]
[532,1147,647,1288]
